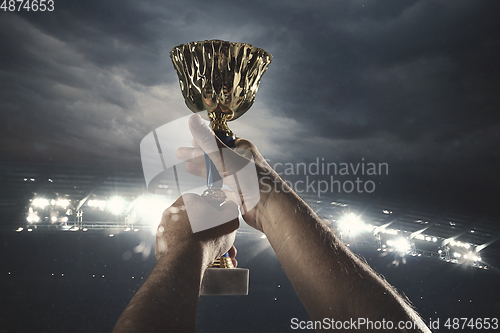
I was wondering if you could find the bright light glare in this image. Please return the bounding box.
[387,238,411,253]
[382,228,398,235]
[88,199,107,209]
[132,194,174,233]
[27,212,40,223]
[449,240,471,249]
[16,227,23,232]
[415,235,438,242]
[107,197,127,215]
[56,199,70,208]
[337,213,372,236]
[32,198,50,209]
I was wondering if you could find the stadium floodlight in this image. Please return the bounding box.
[107,197,127,215]
[133,194,175,232]
[387,238,411,254]
[337,213,373,236]
[56,199,70,208]
[449,239,471,249]
[88,199,107,209]
[32,198,50,209]
[381,228,398,235]
[27,212,40,223]
[463,252,481,261]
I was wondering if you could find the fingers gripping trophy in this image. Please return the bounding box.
[170,40,272,295]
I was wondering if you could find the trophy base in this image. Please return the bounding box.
[201,187,226,206]
[200,268,249,296]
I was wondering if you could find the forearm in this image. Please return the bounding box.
[258,178,430,332]
[113,248,207,333]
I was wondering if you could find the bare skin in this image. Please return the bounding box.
[114,114,431,332]
[113,194,239,333]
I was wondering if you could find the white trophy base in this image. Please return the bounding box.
[200,267,249,296]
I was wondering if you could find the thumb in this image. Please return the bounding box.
[188,114,224,169]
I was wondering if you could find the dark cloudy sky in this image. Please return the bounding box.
[1,0,499,217]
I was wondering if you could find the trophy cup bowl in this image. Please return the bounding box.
[170,39,272,122]
[170,40,272,295]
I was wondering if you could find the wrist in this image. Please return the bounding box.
[254,168,291,232]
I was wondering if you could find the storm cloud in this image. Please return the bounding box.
[1,0,499,216]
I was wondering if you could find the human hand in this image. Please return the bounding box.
[176,114,277,232]
[155,193,239,268]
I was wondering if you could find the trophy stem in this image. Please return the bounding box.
[201,109,237,269]
[208,109,235,140]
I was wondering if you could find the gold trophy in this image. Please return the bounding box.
[170,40,272,295]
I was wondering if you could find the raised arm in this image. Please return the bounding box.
[113,194,239,333]
[178,114,431,332]
[257,181,430,332]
